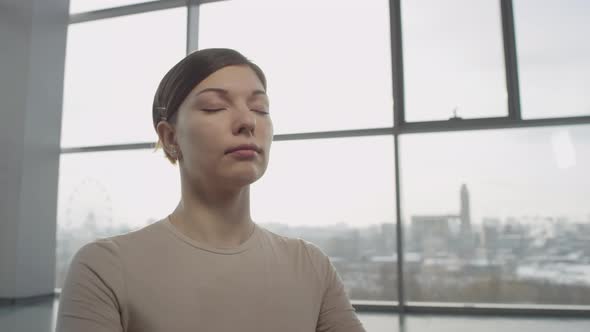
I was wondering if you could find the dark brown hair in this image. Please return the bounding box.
[152,48,267,163]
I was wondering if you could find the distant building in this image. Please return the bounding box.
[410,184,475,259]
[482,218,501,260]
[458,184,476,258]
[411,215,452,257]
[460,184,472,236]
[377,223,396,255]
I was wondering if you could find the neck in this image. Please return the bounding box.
[171,175,254,249]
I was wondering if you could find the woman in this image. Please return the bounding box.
[56,48,365,332]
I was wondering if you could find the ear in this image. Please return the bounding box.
[156,121,177,151]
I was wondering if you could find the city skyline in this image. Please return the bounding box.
[56,191,590,304]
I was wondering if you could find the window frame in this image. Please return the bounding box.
[60,0,590,318]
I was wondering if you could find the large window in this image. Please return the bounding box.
[61,7,186,147]
[401,125,590,304]
[199,0,393,134]
[401,0,507,122]
[57,6,186,287]
[57,0,590,315]
[514,0,590,119]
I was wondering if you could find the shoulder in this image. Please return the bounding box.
[64,221,166,298]
[71,237,121,268]
[66,238,124,296]
[60,235,134,331]
[70,219,165,269]
[63,238,127,311]
[258,226,325,255]
[257,226,332,279]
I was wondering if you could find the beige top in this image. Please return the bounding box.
[56,217,365,332]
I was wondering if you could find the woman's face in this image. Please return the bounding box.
[174,65,273,189]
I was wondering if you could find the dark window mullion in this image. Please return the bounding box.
[390,0,406,128]
[69,0,186,24]
[500,0,522,121]
[187,0,200,54]
[389,0,407,314]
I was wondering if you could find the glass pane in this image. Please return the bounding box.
[199,0,393,134]
[60,8,186,148]
[514,0,590,119]
[69,0,159,14]
[401,125,590,305]
[251,136,397,301]
[55,149,180,288]
[402,0,507,122]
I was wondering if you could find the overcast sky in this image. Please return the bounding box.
[58,0,590,231]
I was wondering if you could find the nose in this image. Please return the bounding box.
[233,104,256,136]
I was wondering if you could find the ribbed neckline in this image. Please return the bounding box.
[161,215,260,255]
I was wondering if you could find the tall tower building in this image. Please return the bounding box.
[459,184,474,259]
[460,184,472,234]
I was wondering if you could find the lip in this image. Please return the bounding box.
[225,143,262,154]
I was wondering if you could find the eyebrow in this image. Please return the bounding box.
[194,88,267,99]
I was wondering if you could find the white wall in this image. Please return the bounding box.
[0,0,68,299]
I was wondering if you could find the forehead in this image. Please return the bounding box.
[192,65,265,96]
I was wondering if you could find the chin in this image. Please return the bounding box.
[225,168,265,187]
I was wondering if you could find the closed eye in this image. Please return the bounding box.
[201,108,224,113]
[253,109,270,115]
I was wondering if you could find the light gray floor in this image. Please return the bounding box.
[1,298,589,332]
